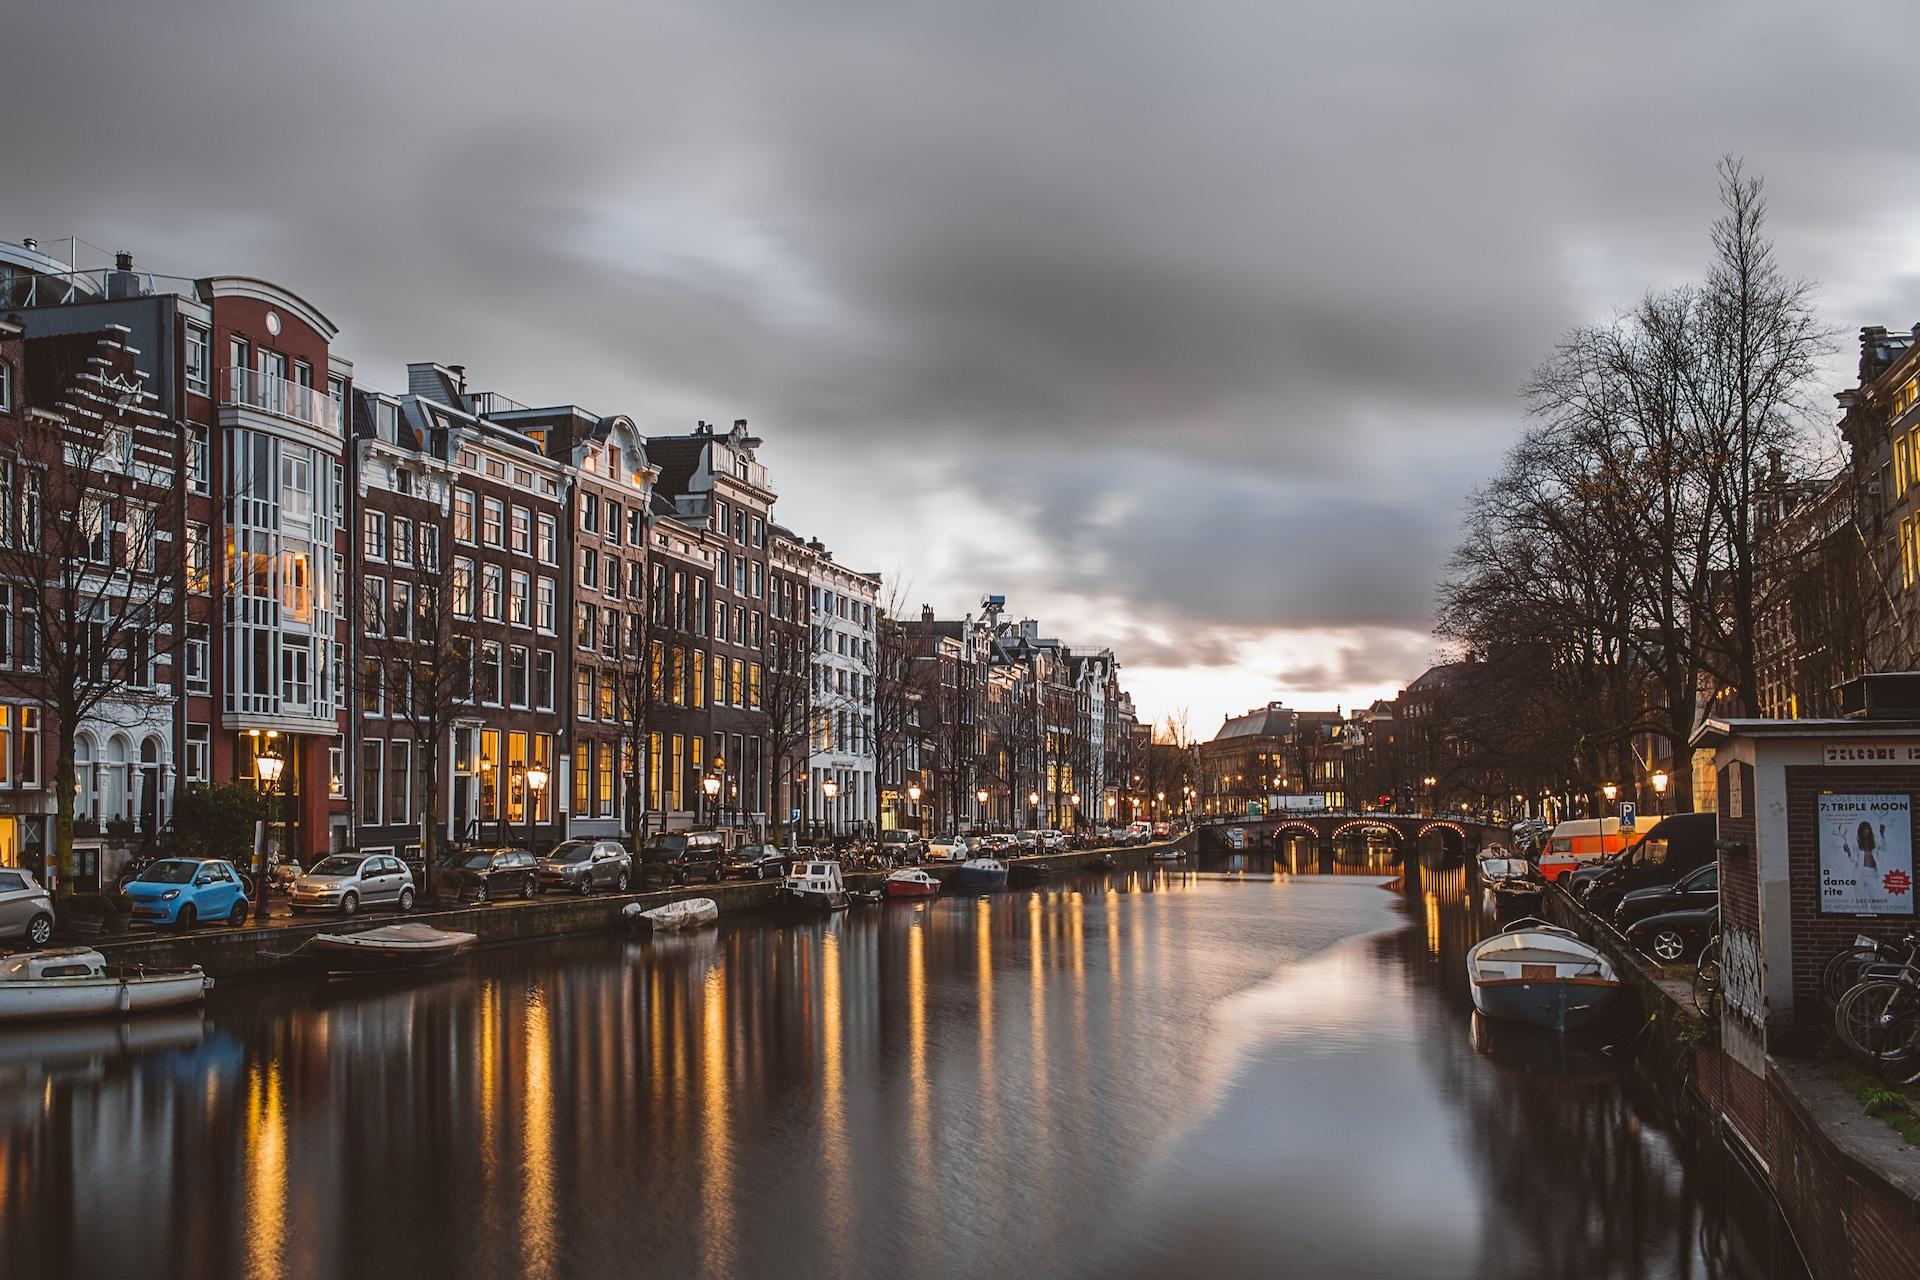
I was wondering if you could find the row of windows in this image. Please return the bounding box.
[572,731,765,818]
[453,490,559,562]
[362,511,443,571]
[711,500,766,550]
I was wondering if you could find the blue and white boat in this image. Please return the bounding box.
[955,857,1008,890]
[1466,918,1622,1033]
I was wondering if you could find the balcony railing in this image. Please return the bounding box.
[220,366,340,434]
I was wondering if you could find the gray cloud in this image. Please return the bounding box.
[12,0,1920,717]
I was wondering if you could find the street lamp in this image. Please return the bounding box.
[976,786,989,832]
[1028,790,1040,828]
[908,782,923,838]
[524,766,548,851]
[251,730,284,923]
[1601,781,1618,817]
[1069,792,1080,832]
[822,776,839,837]
[703,773,722,828]
[1651,770,1669,815]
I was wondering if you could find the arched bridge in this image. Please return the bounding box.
[1192,812,1505,863]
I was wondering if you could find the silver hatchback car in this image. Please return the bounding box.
[0,866,55,948]
[289,853,417,917]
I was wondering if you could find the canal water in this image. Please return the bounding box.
[0,861,1805,1280]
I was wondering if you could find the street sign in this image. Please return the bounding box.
[790,808,801,822]
[1618,801,1636,832]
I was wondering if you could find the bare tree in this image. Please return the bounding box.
[761,592,811,844]
[0,365,181,886]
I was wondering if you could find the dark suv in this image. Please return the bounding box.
[436,848,539,903]
[1569,812,1716,917]
[638,831,730,885]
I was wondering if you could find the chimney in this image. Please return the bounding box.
[922,604,935,625]
[107,250,141,300]
[21,238,35,252]
[733,418,748,433]
[448,364,467,394]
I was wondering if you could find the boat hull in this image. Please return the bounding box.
[309,932,475,976]
[1006,862,1052,886]
[885,881,938,899]
[955,866,1007,889]
[1469,976,1619,1032]
[781,888,849,913]
[0,972,209,1023]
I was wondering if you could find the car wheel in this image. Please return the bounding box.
[577,876,593,897]
[1649,928,1687,963]
[522,877,537,900]
[475,883,489,905]
[26,913,53,947]
[340,892,361,917]
[175,904,197,932]
[616,872,630,892]
[229,899,249,927]
[398,887,416,913]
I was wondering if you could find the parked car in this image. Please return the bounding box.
[879,829,926,863]
[926,836,969,862]
[1151,822,1172,840]
[1624,902,1719,964]
[0,866,55,948]
[728,844,789,880]
[437,848,539,903]
[1012,830,1041,854]
[122,858,250,929]
[289,853,418,916]
[537,840,633,895]
[638,831,730,885]
[1612,863,1719,929]
[1567,812,1717,914]
[1038,830,1068,852]
[1125,821,1153,845]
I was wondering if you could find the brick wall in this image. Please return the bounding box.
[1718,760,1760,932]
[1782,765,1919,1030]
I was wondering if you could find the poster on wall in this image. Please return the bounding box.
[1816,793,1916,916]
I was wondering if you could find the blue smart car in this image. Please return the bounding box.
[122,858,250,929]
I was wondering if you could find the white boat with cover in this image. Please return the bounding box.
[0,948,211,1022]
[1467,918,1622,1032]
[624,897,721,932]
[308,923,477,975]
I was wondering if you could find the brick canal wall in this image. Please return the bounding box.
[1546,888,1920,1280]
[89,845,1168,982]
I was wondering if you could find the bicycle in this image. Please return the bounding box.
[1692,933,1722,1019]
[1834,973,1920,1084]
[1821,932,1919,1010]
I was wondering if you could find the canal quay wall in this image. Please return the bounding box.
[87,845,1171,982]
[1545,889,1920,1280]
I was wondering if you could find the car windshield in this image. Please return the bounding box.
[309,856,363,877]
[137,862,199,885]
[643,838,688,860]
[548,843,592,863]
[450,853,497,870]
[883,832,908,842]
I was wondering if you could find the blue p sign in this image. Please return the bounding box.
[1618,801,1636,832]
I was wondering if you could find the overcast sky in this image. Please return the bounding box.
[12,1,1920,734]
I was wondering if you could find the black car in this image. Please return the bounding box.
[638,831,730,885]
[436,848,539,903]
[727,843,789,881]
[1624,902,1718,964]
[1612,862,1719,930]
[1569,812,1716,916]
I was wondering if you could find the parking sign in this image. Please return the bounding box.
[1618,801,1636,832]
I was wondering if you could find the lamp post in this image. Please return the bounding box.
[1651,770,1669,815]
[702,773,722,829]
[822,776,839,838]
[251,730,284,923]
[1421,775,1437,817]
[1601,780,1618,819]
[524,766,548,852]
[907,782,923,839]
[1069,792,1080,833]
[712,755,727,828]
[976,786,989,832]
[1028,790,1040,830]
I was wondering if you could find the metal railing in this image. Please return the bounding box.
[220,366,340,433]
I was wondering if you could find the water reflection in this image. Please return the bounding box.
[0,867,1799,1280]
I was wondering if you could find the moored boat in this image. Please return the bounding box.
[623,897,720,934]
[1006,859,1052,886]
[1466,918,1622,1032]
[1477,856,1537,891]
[0,949,211,1022]
[781,860,850,912]
[885,868,940,899]
[1150,847,1185,861]
[309,923,477,976]
[954,856,1008,890]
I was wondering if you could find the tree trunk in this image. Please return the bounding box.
[53,722,76,891]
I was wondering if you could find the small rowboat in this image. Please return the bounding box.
[885,868,940,899]
[1006,859,1053,886]
[309,923,476,976]
[1150,847,1185,861]
[0,948,211,1022]
[1467,918,1622,1032]
[623,897,720,934]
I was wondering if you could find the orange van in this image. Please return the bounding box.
[1536,817,1635,882]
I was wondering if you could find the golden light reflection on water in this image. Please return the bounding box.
[819,929,851,1274]
[522,996,556,1279]
[906,918,935,1251]
[243,1060,286,1280]
[480,981,500,1210]
[976,898,996,1133]
[698,966,735,1279]
[1027,893,1050,1166]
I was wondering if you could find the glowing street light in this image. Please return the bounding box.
[525,766,549,849]
[1651,770,1669,814]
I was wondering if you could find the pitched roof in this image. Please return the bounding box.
[1213,704,1296,741]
